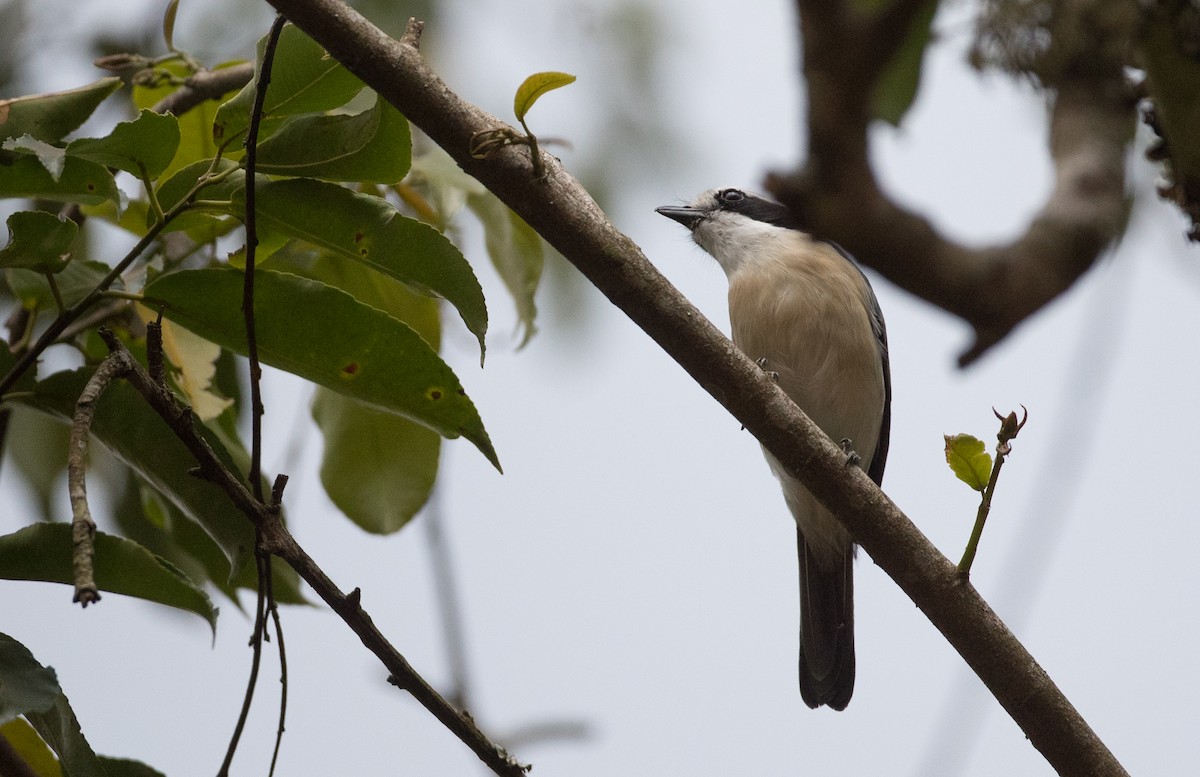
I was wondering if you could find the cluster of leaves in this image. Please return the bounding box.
[0,20,545,771]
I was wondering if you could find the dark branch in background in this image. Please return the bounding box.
[774,0,1135,366]
[150,62,255,116]
[89,330,528,777]
[258,2,1128,775]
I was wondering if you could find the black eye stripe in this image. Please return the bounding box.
[717,188,745,203]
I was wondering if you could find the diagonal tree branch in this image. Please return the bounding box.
[91,330,529,777]
[258,2,1128,774]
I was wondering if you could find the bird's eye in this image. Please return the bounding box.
[718,189,745,203]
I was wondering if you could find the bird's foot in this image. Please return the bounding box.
[755,356,779,382]
[840,438,862,468]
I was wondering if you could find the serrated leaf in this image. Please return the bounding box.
[143,267,500,469]
[213,22,364,146]
[0,211,78,273]
[467,191,544,347]
[17,368,257,575]
[0,523,218,633]
[239,179,487,356]
[0,633,105,777]
[67,109,181,179]
[0,154,118,206]
[513,71,576,122]
[944,433,992,492]
[254,94,411,182]
[0,78,122,143]
[869,0,937,126]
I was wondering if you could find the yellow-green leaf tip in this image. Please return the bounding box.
[513,71,576,122]
[944,433,991,492]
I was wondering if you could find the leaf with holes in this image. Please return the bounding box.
[238,178,487,357]
[144,267,500,470]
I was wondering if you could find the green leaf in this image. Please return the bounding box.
[67,109,181,178]
[151,157,242,236]
[242,179,487,355]
[0,633,105,777]
[114,473,306,609]
[0,154,118,206]
[3,407,69,521]
[869,0,937,126]
[0,717,63,777]
[3,135,67,181]
[0,78,122,142]
[213,22,364,146]
[312,390,441,533]
[254,94,411,183]
[6,259,113,311]
[143,267,500,470]
[513,71,576,122]
[17,368,257,575]
[944,433,992,492]
[0,211,78,273]
[467,191,544,347]
[300,252,442,533]
[0,523,218,633]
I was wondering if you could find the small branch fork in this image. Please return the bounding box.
[76,329,527,777]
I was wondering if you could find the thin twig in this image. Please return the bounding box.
[217,546,269,777]
[68,354,131,606]
[92,329,528,777]
[218,15,289,776]
[266,559,289,777]
[243,13,286,502]
[959,407,1029,575]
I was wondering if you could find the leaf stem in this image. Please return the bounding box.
[958,407,1028,576]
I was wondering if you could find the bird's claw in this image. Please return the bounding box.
[840,438,861,467]
[755,356,779,382]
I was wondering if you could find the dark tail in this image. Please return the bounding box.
[797,529,855,710]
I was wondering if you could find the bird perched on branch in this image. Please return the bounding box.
[657,188,891,710]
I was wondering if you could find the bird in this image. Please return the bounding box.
[657,187,891,710]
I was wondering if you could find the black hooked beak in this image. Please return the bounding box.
[655,205,706,230]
